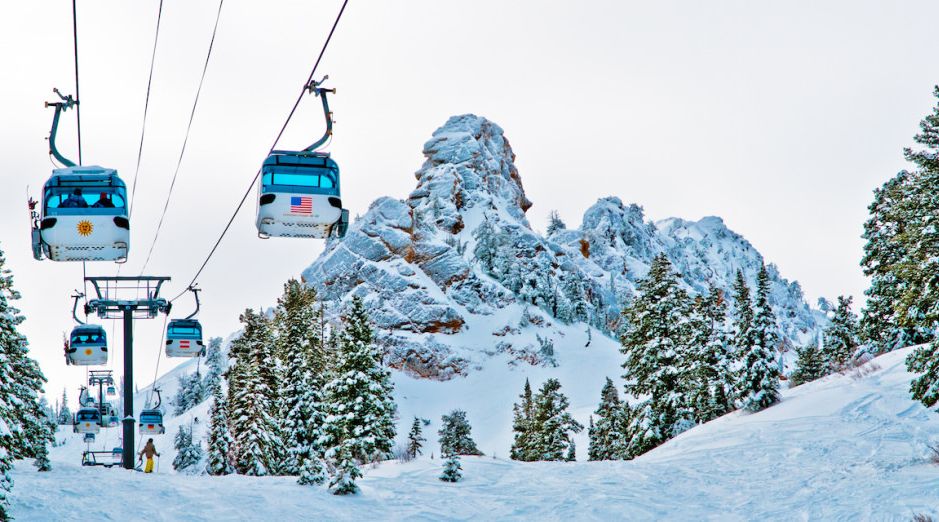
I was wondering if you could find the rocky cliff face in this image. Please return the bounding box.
[303,115,823,380]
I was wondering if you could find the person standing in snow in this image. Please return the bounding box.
[139,438,161,473]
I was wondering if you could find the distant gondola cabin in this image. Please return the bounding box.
[165,319,204,357]
[66,324,108,366]
[73,407,101,434]
[138,409,165,435]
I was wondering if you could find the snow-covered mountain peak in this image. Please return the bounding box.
[414,114,531,227]
[304,116,825,380]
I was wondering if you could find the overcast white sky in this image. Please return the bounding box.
[1,0,938,407]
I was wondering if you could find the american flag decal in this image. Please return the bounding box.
[290,196,313,215]
[179,340,191,350]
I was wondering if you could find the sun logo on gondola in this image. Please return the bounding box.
[84,348,93,356]
[77,220,93,236]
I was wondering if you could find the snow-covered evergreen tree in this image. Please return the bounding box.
[202,337,225,393]
[438,410,482,457]
[327,443,361,495]
[587,377,629,461]
[0,243,51,477]
[510,379,535,461]
[320,297,396,491]
[790,340,827,387]
[620,254,693,456]
[473,216,501,273]
[855,87,939,409]
[0,439,11,521]
[407,417,425,459]
[730,270,754,357]
[687,287,734,422]
[546,210,566,236]
[274,279,327,478]
[860,169,934,354]
[822,296,859,369]
[439,453,462,482]
[57,388,71,425]
[565,440,577,462]
[281,343,327,481]
[529,378,583,461]
[736,264,780,412]
[173,371,206,416]
[205,382,234,476]
[227,309,278,476]
[173,424,204,473]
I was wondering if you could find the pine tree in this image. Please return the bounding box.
[174,371,207,416]
[173,424,204,473]
[587,377,629,461]
[529,378,583,461]
[439,453,462,482]
[227,309,278,476]
[407,417,425,459]
[687,288,734,422]
[58,388,71,425]
[473,216,501,274]
[320,297,396,492]
[274,280,327,478]
[737,264,780,412]
[297,450,327,486]
[438,410,482,456]
[860,169,934,354]
[565,440,577,462]
[859,88,939,408]
[620,254,693,456]
[822,296,859,370]
[202,337,225,393]
[0,441,11,522]
[730,270,754,358]
[327,443,361,495]
[281,344,327,479]
[0,243,52,480]
[790,341,827,387]
[273,279,325,372]
[510,379,535,461]
[205,382,234,476]
[546,210,566,236]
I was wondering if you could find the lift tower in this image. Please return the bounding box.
[84,276,171,470]
[88,370,114,426]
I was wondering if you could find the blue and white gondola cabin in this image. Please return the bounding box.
[255,81,348,239]
[165,319,205,358]
[73,407,101,434]
[255,151,348,239]
[138,409,165,435]
[32,166,129,262]
[66,324,108,366]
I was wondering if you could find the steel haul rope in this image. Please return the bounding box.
[128,0,165,218]
[172,0,350,302]
[140,0,225,274]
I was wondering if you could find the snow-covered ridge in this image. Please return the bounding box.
[302,115,824,380]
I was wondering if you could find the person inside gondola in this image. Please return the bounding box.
[92,192,114,208]
[60,188,88,208]
[139,438,160,473]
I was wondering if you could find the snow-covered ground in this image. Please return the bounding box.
[10,347,939,520]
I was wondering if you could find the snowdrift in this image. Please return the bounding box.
[12,347,939,520]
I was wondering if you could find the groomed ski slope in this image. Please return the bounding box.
[10,347,939,520]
